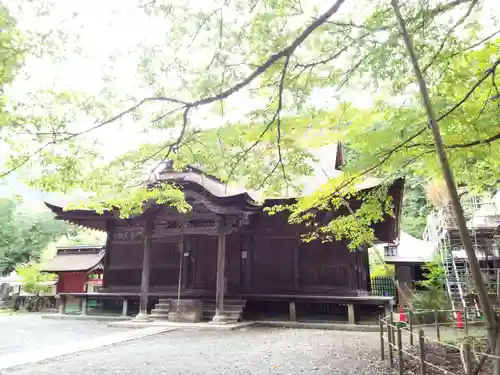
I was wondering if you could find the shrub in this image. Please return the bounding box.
[410,258,452,323]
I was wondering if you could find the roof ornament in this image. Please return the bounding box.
[163,160,174,171]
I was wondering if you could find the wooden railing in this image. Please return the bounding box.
[380,309,498,374]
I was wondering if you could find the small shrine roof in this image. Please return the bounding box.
[41,246,105,273]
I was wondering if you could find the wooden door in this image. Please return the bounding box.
[225,232,241,294]
[251,236,296,293]
[191,235,217,291]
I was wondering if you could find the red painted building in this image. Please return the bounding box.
[42,246,105,294]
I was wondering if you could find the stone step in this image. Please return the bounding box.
[202,300,245,321]
[151,299,246,321]
[152,308,170,313]
[203,306,243,313]
[154,303,171,309]
[151,314,169,320]
[203,311,241,320]
[151,310,169,315]
[203,304,246,310]
[203,299,246,304]
[203,302,246,308]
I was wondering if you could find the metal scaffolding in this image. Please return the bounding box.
[423,192,500,317]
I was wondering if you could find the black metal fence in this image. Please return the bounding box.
[371,276,397,297]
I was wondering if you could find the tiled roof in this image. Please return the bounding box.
[41,250,104,272]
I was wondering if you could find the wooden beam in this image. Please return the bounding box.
[153,226,217,237]
[155,212,217,221]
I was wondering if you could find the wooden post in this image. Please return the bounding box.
[81,295,88,316]
[58,295,66,315]
[102,221,116,289]
[122,297,128,317]
[136,217,153,320]
[379,315,385,361]
[409,310,414,346]
[289,300,297,321]
[434,309,440,341]
[419,329,426,375]
[242,231,252,292]
[347,304,356,324]
[390,310,396,346]
[181,235,189,290]
[387,319,394,368]
[464,337,473,375]
[464,308,469,335]
[176,231,184,308]
[496,268,500,300]
[397,325,403,375]
[212,217,229,323]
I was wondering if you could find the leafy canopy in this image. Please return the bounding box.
[0,0,498,245]
[0,198,70,273]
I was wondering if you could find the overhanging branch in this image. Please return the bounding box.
[4,0,346,178]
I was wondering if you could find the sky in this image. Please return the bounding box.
[1,0,499,201]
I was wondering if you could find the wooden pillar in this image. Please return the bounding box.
[214,232,226,315]
[58,295,66,315]
[102,220,116,289]
[347,303,356,324]
[181,235,189,290]
[81,295,88,316]
[212,216,230,323]
[122,297,128,317]
[242,229,252,292]
[289,300,297,321]
[136,216,153,321]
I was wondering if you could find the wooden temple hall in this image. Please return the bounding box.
[46,163,404,324]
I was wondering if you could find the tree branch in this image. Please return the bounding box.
[256,161,280,191]
[223,56,290,192]
[421,0,479,73]
[438,58,500,121]
[2,0,346,178]
[190,0,345,108]
[410,130,500,150]
[150,106,192,176]
[449,29,500,59]
[391,57,500,154]
[276,55,290,194]
[223,111,278,188]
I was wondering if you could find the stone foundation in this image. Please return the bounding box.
[168,299,203,323]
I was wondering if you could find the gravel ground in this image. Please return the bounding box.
[1,326,390,375]
[0,314,125,356]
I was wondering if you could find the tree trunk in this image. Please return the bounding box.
[390,1,499,373]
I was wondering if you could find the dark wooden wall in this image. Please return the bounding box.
[247,212,369,296]
[103,210,369,296]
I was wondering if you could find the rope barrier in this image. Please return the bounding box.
[379,308,497,374]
